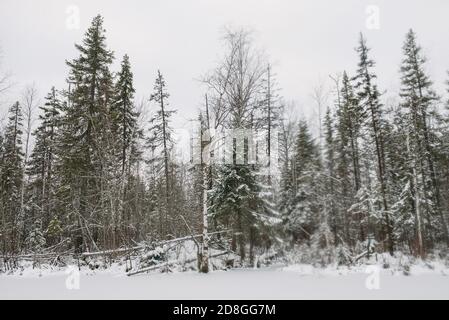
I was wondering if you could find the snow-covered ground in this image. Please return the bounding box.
[1,264,449,299]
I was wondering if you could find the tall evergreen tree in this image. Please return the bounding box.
[335,71,364,246]
[388,105,423,255]
[0,102,24,254]
[111,54,142,242]
[112,54,140,175]
[26,87,62,245]
[209,163,270,263]
[281,120,321,243]
[353,33,394,254]
[62,14,115,252]
[146,70,176,238]
[399,29,448,250]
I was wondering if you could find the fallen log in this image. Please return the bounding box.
[127,251,230,276]
[81,246,142,257]
[82,230,231,258]
[353,250,369,262]
[7,249,73,259]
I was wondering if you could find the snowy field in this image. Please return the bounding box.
[1,265,449,300]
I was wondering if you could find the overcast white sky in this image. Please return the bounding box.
[1,0,449,135]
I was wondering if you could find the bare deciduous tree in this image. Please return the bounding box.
[311,78,329,150]
[200,28,267,269]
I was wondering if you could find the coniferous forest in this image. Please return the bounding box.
[2,13,449,279]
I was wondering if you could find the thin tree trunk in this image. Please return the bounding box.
[160,82,170,237]
[200,94,211,273]
[367,97,394,254]
[407,133,424,257]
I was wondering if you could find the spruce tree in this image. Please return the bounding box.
[353,34,394,254]
[27,218,46,254]
[281,120,321,243]
[399,29,448,248]
[388,105,421,254]
[0,102,25,254]
[209,163,269,263]
[26,87,62,245]
[112,54,140,175]
[278,114,296,230]
[110,55,142,242]
[62,14,115,252]
[146,70,176,238]
[336,71,364,245]
[340,72,362,193]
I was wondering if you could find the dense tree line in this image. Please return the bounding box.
[279,30,449,259]
[1,16,449,269]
